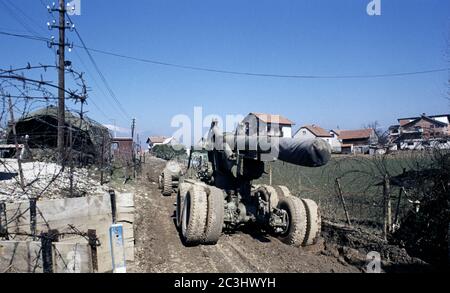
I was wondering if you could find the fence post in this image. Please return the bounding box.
[41,229,59,273]
[29,198,37,240]
[393,187,403,229]
[100,135,105,185]
[335,178,352,226]
[87,229,98,273]
[0,201,8,240]
[109,189,117,224]
[383,174,391,240]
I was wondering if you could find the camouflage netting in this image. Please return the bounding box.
[6,105,111,164]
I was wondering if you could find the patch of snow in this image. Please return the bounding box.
[0,159,108,202]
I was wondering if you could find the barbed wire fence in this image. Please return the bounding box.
[0,63,118,198]
[260,146,449,239]
[0,64,112,272]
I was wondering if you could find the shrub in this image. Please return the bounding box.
[151,144,186,161]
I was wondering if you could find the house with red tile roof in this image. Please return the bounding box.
[337,128,377,154]
[294,124,341,153]
[241,112,295,138]
[389,113,450,150]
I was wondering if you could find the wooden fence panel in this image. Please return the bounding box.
[0,241,42,273]
[53,242,93,273]
[1,192,135,272]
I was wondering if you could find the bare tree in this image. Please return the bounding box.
[364,120,389,146]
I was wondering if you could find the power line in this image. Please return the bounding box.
[1,30,449,80]
[72,50,115,121]
[65,13,131,121]
[4,0,48,35]
[0,30,118,124]
[1,0,120,124]
[82,48,450,79]
[0,1,41,38]
[0,31,48,41]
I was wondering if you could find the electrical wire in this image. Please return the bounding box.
[65,13,131,121]
[1,30,448,80]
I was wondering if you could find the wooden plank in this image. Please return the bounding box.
[2,192,135,273]
[5,201,31,235]
[53,242,93,273]
[5,194,112,236]
[0,241,42,273]
[0,240,93,273]
[116,193,135,262]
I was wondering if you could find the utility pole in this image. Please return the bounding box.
[131,118,136,141]
[383,174,392,240]
[131,118,136,178]
[57,0,66,162]
[48,0,74,163]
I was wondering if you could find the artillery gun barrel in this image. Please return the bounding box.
[230,136,331,167]
[205,122,331,167]
[275,137,331,167]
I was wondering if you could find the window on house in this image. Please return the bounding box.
[267,123,272,133]
[302,130,306,135]
[245,122,250,136]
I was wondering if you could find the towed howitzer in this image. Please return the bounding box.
[174,120,331,247]
[202,120,331,180]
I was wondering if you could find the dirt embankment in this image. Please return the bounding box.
[125,155,430,273]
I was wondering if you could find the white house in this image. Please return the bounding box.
[146,136,176,150]
[240,113,294,138]
[294,125,341,153]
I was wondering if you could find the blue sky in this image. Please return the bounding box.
[0,0,449,141]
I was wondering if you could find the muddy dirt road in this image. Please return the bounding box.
[124,156,361,273]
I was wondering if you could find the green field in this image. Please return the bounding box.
[256,151,437,229]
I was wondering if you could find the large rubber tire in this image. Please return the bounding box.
[301,198,321,246]
[277,197,307,247]
[162,169,173,196]
[181,185,208,245]
[258,185,279,210]
[277,185,293,198]
[158,174,163,189]
[176,182,190,229]
[202,187,225,245]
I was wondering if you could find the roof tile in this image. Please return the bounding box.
[339,129,373,140]
[250,113,294,125]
